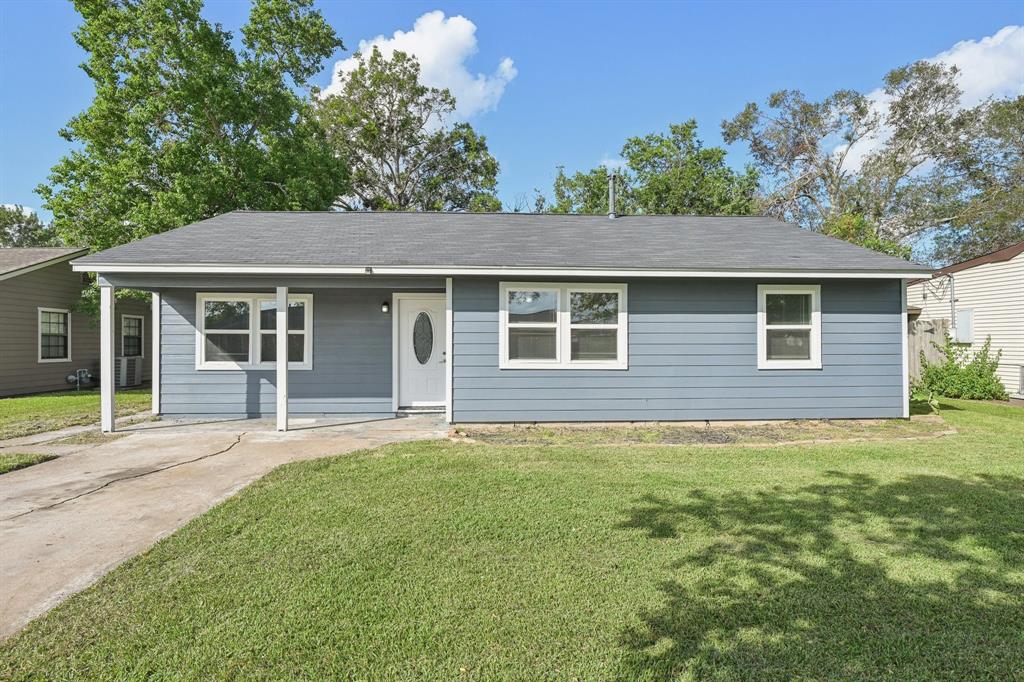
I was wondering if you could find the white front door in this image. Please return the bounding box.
[396,294,446,408]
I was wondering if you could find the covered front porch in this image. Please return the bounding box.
[95,275,453,432]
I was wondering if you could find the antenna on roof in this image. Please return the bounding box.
[608,170,617,219]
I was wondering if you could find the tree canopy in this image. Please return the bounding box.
[545,120,759,216]
[39,0,348,252]
[315,47,501,212]
[723,61,1022,264]
[0,206,60,247]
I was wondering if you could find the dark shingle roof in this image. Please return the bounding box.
[75,211,930,274]
[0,247,87,277]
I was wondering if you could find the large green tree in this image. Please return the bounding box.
[546,121,758,216]
[927,96,1024,263]
[723,61,1020,263]
[0,206,60,247]
[315,47,500,212]
[39,0,347,252]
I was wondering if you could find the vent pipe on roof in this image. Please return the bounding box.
[608,171,617,219]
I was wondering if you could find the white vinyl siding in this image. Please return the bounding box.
[907,254,1024,395]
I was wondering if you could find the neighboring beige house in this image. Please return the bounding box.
[907,241,1024,398]
[0,248,151,397]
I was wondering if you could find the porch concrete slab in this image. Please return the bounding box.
[0,415,445,641]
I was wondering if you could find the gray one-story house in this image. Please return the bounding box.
[71,211,931,431]
[0,247,151,397]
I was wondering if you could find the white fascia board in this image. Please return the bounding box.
[72,262,930,279]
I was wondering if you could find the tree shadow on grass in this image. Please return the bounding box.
[616,472,1024,680]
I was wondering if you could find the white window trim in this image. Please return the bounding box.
[195,292,313,371]
[499,282,628,370]
[38,307,72,363]
[757,284,822,370]
[121,314,145,358]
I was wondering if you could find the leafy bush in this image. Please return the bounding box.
[915,335,1008,400]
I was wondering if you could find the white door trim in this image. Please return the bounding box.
[392,292,447,412]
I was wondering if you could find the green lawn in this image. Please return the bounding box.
[0,452,56,475]
[0,389,150,440]
[2,400,1022,680]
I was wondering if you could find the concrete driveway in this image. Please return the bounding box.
[0,414,446,641]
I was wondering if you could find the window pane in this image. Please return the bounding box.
[508,327,556,360]
[205,333,249,362]
[766,293,811,325]
[205,301,249,330]
[41,335,68,359]
[259,300,305,331]
[508,290,557,324]
[766,329,811,360]
[571,329,618,361]
[260,333,304,363]
[413,312,433,365]
[41,311,67,335]
[123,317,141,337]
[123,337,142,357]
[571,292,618,324]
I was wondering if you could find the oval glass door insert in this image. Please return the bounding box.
[413,312,433,364]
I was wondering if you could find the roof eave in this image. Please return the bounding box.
[0,248,89,282]
[72,261,931,279]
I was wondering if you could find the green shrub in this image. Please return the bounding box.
[915,335,1008,400]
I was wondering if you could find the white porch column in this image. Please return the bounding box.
[100,284,116,432]
[151,292,161,415]
[276,286,288,431]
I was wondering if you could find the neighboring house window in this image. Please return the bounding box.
[121,315,144,358]
[38,308,71,363]
[499,282,627,369]
[757,284,821,370]
[196,293,312,370]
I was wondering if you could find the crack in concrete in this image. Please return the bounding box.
[2,433,247,521]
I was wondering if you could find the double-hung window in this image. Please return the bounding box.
[196,293,313,370]
[121,315,144,358]
[499,282,627,369]
[257,297,311,365]
[757,284,821,369]
[38,308,71,363]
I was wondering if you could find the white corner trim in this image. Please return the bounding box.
[1,249,88,282]
[901,281,910,418]
[756,284,822,370]
[391,292,399,413]
[120,313,145,358]
[37,307,72,363]
[498,281,629,371]
[152,292,161,415]
[445,277,453,423]
[72,261,929,280]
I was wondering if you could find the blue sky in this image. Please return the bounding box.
[1,1,1021,220]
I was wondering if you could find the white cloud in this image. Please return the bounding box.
[599,156,627,171]
[2,204,35,215]
[323,10,516,120]
[837,25,1024,173]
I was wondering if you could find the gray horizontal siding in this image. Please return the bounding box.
[0,261,150,397]
[451,277,904,422]
[159,287,412,416]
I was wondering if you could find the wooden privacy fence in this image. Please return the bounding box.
[908,317,949,383]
